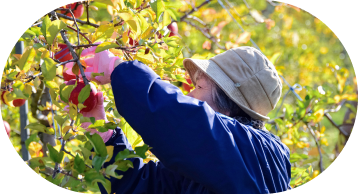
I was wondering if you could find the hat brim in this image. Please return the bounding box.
[183,58,270,121]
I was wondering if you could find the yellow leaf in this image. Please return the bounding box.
[312,170,319,178]
[69,102,78,120]
[321,126,326,134]
[47,111,53,126]
[320,137,329,146]
[281,138,293,145]
[320,47,328,54]
[63,126,72,135]
[105,146,114,162]
[134,52,155,64]
[28,142,43,158]
[313,109,324,123]
[236,31,251,44]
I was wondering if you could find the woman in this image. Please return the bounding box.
[79,46,291,194]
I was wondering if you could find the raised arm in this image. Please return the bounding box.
[110,60,264,193]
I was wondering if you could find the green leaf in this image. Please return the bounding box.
[290,153,308,163]
[60,83,76,103]
[42,58,57,81]
[174,75,189,84]
[25,123,46,131]
[163,1,182,8]
[115,149,130,161]
[90,117,96,124]
[137,14,149,34]
[29,26,42,36]
[74,154,86,173]
[46,20,67,45]
[166,8,180,22]
[85,133,107,157]
[113,160,133,172]
[91,72,105,78]
[88,120,105,129]
[93,155,108,172]
[63,133,74,141]
[44,81,58,90]
[6,71,18,81]
[149,0,165,22]
[78,84,91,103]
[76,135,87,142]
[17,48,36,72]
[47,144,65,163]
[95,42,119,53]
[54,115,66,127]
[162,11,171,27]
[105,165,123,179]
[134,144,149,159]
[104,122,117,130]
[28,157,52,170]
[41,15,51,40]
[49,89,62,108]
[92,24,114,42]
[84,169,111,194]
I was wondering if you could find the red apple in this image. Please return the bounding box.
[1,90,26,107]
[129,37,139,46]
[62,63,77,81]
[4,121,10,137]
[67,80,98,112]
[61,2,84,18]
[167,22,178,37]
[55,43,73,62]
[12,99,26,107]
[183,78,193,92]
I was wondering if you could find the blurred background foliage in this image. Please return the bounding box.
[2,0,356,191]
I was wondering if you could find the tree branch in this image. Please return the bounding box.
[56,12,100,28]
[179,0,211,22]
[67,25,92,44]
[60,30,89,85]
[308,125,324,173]
[183,19,225,50]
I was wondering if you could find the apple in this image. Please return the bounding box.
[167,22,178,37]
[129,37,139,46]
[63,63,77,81]
[55,43,73,62]
[67,80,98,112]
[61,2,84,18]
[1,90,26,107]
[4,121,10,137]
[182,78,193,92]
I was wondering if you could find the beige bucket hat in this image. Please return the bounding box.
[183,47,282,121]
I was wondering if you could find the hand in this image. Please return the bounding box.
[81,92,114,143]
[64,43,125,85]
[63,91,114,142]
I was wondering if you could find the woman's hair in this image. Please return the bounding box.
[193,70,264,129]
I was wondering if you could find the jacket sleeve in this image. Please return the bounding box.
[110,60,266,193]
[98,127,184,194]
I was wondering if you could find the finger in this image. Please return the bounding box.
[96,91,104,106]
[84,57,94,67]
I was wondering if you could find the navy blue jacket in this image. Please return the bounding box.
[99,60,291,194]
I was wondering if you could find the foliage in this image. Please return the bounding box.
[1,0,356,192]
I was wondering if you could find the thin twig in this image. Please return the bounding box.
[60,30,89,85]
[66,8,81,46]
[308,125,324,173]
[183,19,225,50]
[324,113,349,137]
[67,25,92,44]
[56,12,100,28]
[179,0,211,22]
